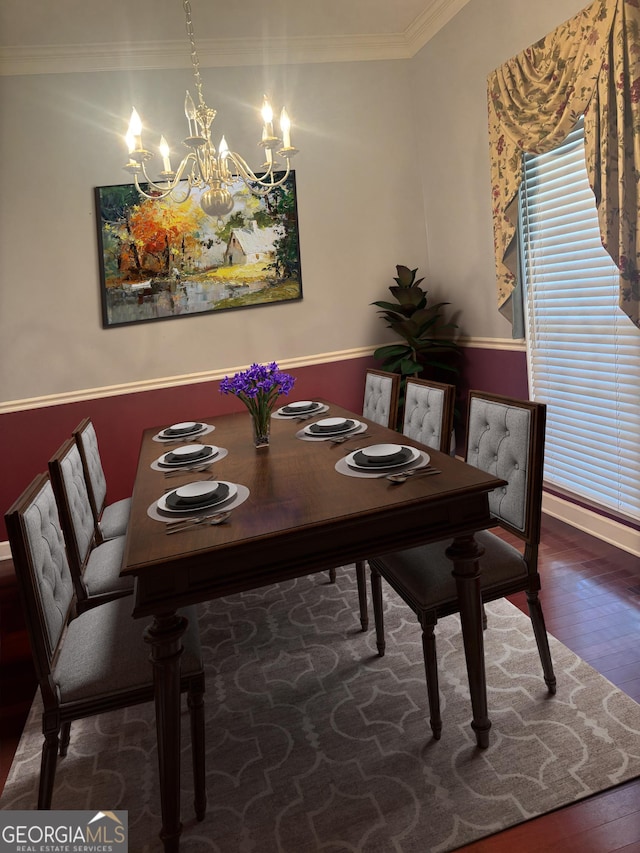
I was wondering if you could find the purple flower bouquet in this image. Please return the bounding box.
[220,362,296,446]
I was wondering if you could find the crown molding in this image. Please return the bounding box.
[405,0,472,55]
[0,0,472,77]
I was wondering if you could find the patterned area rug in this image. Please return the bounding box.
[2,567,640,852]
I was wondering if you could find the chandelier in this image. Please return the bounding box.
[123,0,298,219]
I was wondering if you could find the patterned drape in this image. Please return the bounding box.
[487,0,640,329]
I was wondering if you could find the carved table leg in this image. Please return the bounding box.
[144,611,188,853]
[446,534,491,749]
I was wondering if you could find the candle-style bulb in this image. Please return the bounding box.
[159,135,172,172]
[127,108,143,151]
[184,91,197,136]
[261,96,273,125]
[280,107,291,149]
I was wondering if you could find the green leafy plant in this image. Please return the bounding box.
[372,265,460,379]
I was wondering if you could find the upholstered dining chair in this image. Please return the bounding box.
[49,438,133,612]
[5,472,206,816]
[362,368,401,429]
[73,417,131,543]
[369,391,556,740]
[402,378,455,455]
[330,369,401,624]
[347,374,455,631]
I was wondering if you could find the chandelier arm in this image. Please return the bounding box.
[134,156,197,202]
[222,151,292,196]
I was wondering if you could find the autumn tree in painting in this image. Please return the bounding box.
[259,180,300,281]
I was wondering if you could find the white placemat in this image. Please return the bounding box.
[296,422,369,442]
[150,447,229,471]
[272,403,329,420]
[152,423,216,443]
[335,449,431,479]
[147,483,250,523]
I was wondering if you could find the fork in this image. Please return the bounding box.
[386,466,441,483]
[164,464,213,478]
[165,511,231,534]
[329,431,371,445]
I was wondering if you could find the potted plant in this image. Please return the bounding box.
[372,265,461,427]
[372,264,460,378]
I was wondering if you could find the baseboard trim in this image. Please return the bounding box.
[542,493,639,557]
[1,492,637,561]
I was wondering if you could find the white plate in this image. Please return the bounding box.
[303,417,360,437]
[159,421,206,439]
[168,443,212,459]
[283,400,314,411]
[159,446,217,467]
[158,481,238,514]
[176,481,220,500]
[345,445,423,471]
[359,443,405,460]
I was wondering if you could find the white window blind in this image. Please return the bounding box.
[520,120,640,522]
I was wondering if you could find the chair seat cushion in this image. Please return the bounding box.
[54,602,202,704]
[99,497,132,540]
[84,535,133,595]
[370,530,527,611]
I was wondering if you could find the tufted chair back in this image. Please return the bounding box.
[466,391,546,542]
[5,474,75,687]
[48,438,97,584]
[362,369,400,428]
[402,378,455,453]
[73,418,107,523]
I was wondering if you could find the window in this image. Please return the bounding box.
[520,120,640,522]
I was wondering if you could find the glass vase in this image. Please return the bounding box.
[251,411,271,448]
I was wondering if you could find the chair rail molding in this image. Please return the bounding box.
[0,338,522,415]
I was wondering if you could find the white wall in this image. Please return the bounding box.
[410,0,589,339]
[0,60,426,401]
[0,0,595,404]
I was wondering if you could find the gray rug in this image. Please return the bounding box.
[2,567,640,852]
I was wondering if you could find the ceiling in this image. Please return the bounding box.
[0,0,472,75]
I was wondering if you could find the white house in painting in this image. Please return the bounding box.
[224,222,276,266]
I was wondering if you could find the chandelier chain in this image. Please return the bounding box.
[183,0,205,108]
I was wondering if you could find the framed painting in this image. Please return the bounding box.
[95,171,302,328]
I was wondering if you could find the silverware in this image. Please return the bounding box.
[161,438,204,447]
[386,467,441,483]
[163,464,212,478]
[294,414,314,422]
[329,432,371,445]
[165,511,231,534]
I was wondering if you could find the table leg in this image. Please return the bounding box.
[144,611,188,853]
[446,534,491,749]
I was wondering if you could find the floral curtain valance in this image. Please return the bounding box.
[487,0,640,329]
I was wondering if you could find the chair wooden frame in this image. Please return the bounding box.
[369,390,556,739]
[5,473,206,814]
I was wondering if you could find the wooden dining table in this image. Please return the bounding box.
[121,401,506,852]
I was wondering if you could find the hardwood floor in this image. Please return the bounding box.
[1,514,639,850]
